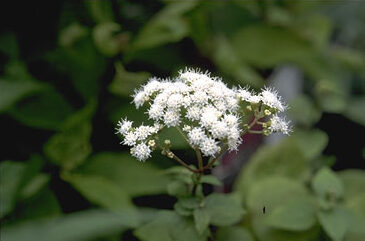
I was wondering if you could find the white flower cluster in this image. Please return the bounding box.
[116,68,290,161]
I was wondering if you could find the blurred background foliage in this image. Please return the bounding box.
[0,0,364,241]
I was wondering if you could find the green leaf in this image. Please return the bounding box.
[288,94,321,126]
[131,1,196,51]
[246,177,309,215]
[85,0,114,23]
[9,89,74,130]
[58,23,88,48]
[19,174,50,200]
[204,193,245,226]
[200,175,222,186]
[65,174,133,210]
[93,22,122,57]
[318,207,348,241]
[0,33,18,57]
[212,35,264,88]
[134,210,207,241]
[266,198,316,231]
[167,180,191,198]
[0,61,45,113]
[1,209,141,241]
[232,24,314,68]
[234,137,310,195]
[311,167,344,200]
[193,208,210,235]
[79,152,169,197]
[344,97,365,126]
[0,161,25,218]
[108,62,150,97]
[339,169,365,201]
[251,215,320,241]
[292,129,328,161]
[216,226,254,241]
[158,127,189,149]
[44,122,92,170]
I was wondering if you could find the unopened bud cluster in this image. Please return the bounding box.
[116,68,291,162]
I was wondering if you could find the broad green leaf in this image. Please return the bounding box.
[93,22,121,57]
[0,33,18,57]
[193,208,210,235]
[204,193,245,226]
[167,180,191,198]
[344,97,365,126]
[44,122,92,170]
[311,167,344,200]
[85,0,114,23]
[246,177,309,215]
[0,61,45,113]
[158,127,189,149]
[344,207,365,241]
[292,129,328,161]
[0,161,25,218]
[15,188,61,221]
[338,169,365,201]
[234,137,309,195]
[58,23,88,48]
[108,62,150,97]
[216,226,254,241]
[79,152,169,197]
[20,174,50,200]
[232,24,314,68]
[251,215,320,241]
[266,198,316,231]
[9,89,74,130]
[46,36,105,101]
[345,193,365,216]
[65,174,133,210]
[134,210,207,241]
[318,207,348,241]
[1,209,141,241]
[212,35,264,88]
[288,94,321,126]
[200,175,222,186]
[131,1,196,51]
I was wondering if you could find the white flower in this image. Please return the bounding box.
[123,131,138,146]
[143,78,162,96]
[148,103,164,120]
[222,114,239,128]
[200,106,220,128]
[248,94,261,104]
[116,118,133,135]
[182,125,191,132]
[131,142,152,161]
[167,93,184,109]
[132,91,147,108]
[210,121,229,139]
[199,137,220,156]
[164,109,180,127]
[260,87,286,112]
[187,127,206,146]
[226,128,242,151]
[191,90,209,105]
[186,105,201,121]
[237,87,252,102]
[269,115,291,135]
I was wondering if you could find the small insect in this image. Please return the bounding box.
[263,206,266,214]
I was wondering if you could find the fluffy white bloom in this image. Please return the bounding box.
[260,87,286,112]
[237,87,252,102]
[210,121,229,139]
[123,131,138,146]
[187,127,206,146]
[148,103,164,120]
[269,115,291,135]
[116,118,133,135]
[131,143,151,161]
[164,109,180,127]
[186,105,201,121]
[199,137,220,156]
[222,114,239,128]
[116,68,291,161]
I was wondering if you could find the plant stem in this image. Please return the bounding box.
[171,152,200,173]
[248,130,263,134]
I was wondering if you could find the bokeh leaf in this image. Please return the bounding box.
[338,169,365,201]
[65,174,134,210]
[1,209,141,241]
[93,22,122,57]
[318,207,348,241]
[216,226,254,241]
[0,161,25,218]
[311,167,344,200]
[79,152,169,197]
[292,129,328,161]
